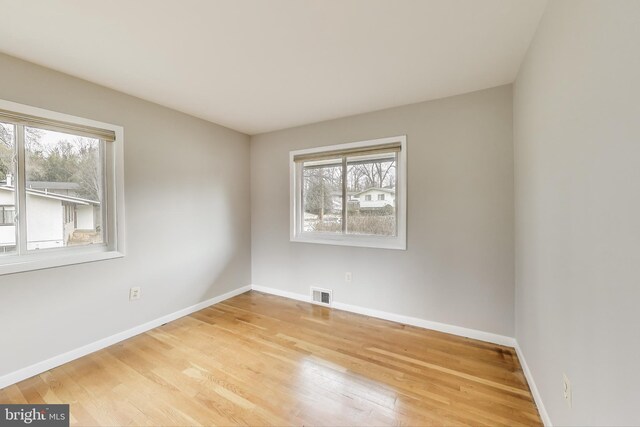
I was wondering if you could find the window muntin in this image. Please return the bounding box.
[291,136,406,250]
[0,99,124,274]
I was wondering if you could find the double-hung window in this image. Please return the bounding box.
[0,99,125,275]
[290,135,407,250]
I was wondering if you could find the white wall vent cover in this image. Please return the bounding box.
[311,287,332,307]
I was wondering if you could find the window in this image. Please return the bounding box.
[0,205,15,225]
[290,135,407,250]
[0,99,125,275]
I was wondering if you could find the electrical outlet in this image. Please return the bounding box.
[345,272,352,283]
[129,287,142,301]
[563,373,572,407]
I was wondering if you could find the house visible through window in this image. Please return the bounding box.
[290,135,407,250]
[0,98,124,274]
[22,127,105,250]
[1,125,105,252]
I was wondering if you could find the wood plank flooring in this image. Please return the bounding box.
[0,291,542,426]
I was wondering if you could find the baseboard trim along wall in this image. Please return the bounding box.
[514,342,553,427]
[251,284,516,347]
[0,285,252,390]
[251,284,552,424]
[1,283,551,426]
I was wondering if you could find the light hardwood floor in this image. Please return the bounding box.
[0,291,541,426]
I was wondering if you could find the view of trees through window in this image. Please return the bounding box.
[303,159,342,232]
[25,127,103,202]
[302,153,397,236]
[0,123,104,252]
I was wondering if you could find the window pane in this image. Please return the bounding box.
[302,158,343,233]
[25,127,104,250]
[0,122,17,254]
[346,152,397,236]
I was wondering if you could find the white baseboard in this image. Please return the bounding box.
[251,284,553,423]
[0,285,252,390]
[2,282,550,427]
[251,284,314,304]
[251,284,516,347]
[514,341,552,426]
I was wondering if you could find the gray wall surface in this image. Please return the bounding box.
[0,53,252,377]
[251,85,515,337]
[514,1,640,425]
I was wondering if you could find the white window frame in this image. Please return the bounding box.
[0,99,125,275]
[290,135,407,250]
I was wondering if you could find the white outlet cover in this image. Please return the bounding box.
[129,287,141,301]
[345,272,352,282]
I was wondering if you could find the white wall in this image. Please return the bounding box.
[251,85,515,336]
[76,205,94,230]
[0,196,15,249]
[0,189,13,205]
[26,195,64,249]
[0,189,16,248]
[0,52,251,377]
[514,1,640,425]
[354,189,395,208]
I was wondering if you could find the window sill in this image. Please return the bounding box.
[0,248,124,276]
[291,233,406,250]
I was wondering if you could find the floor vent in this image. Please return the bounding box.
[311,287,332,307]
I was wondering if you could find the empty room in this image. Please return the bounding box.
[0,0,638,426]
